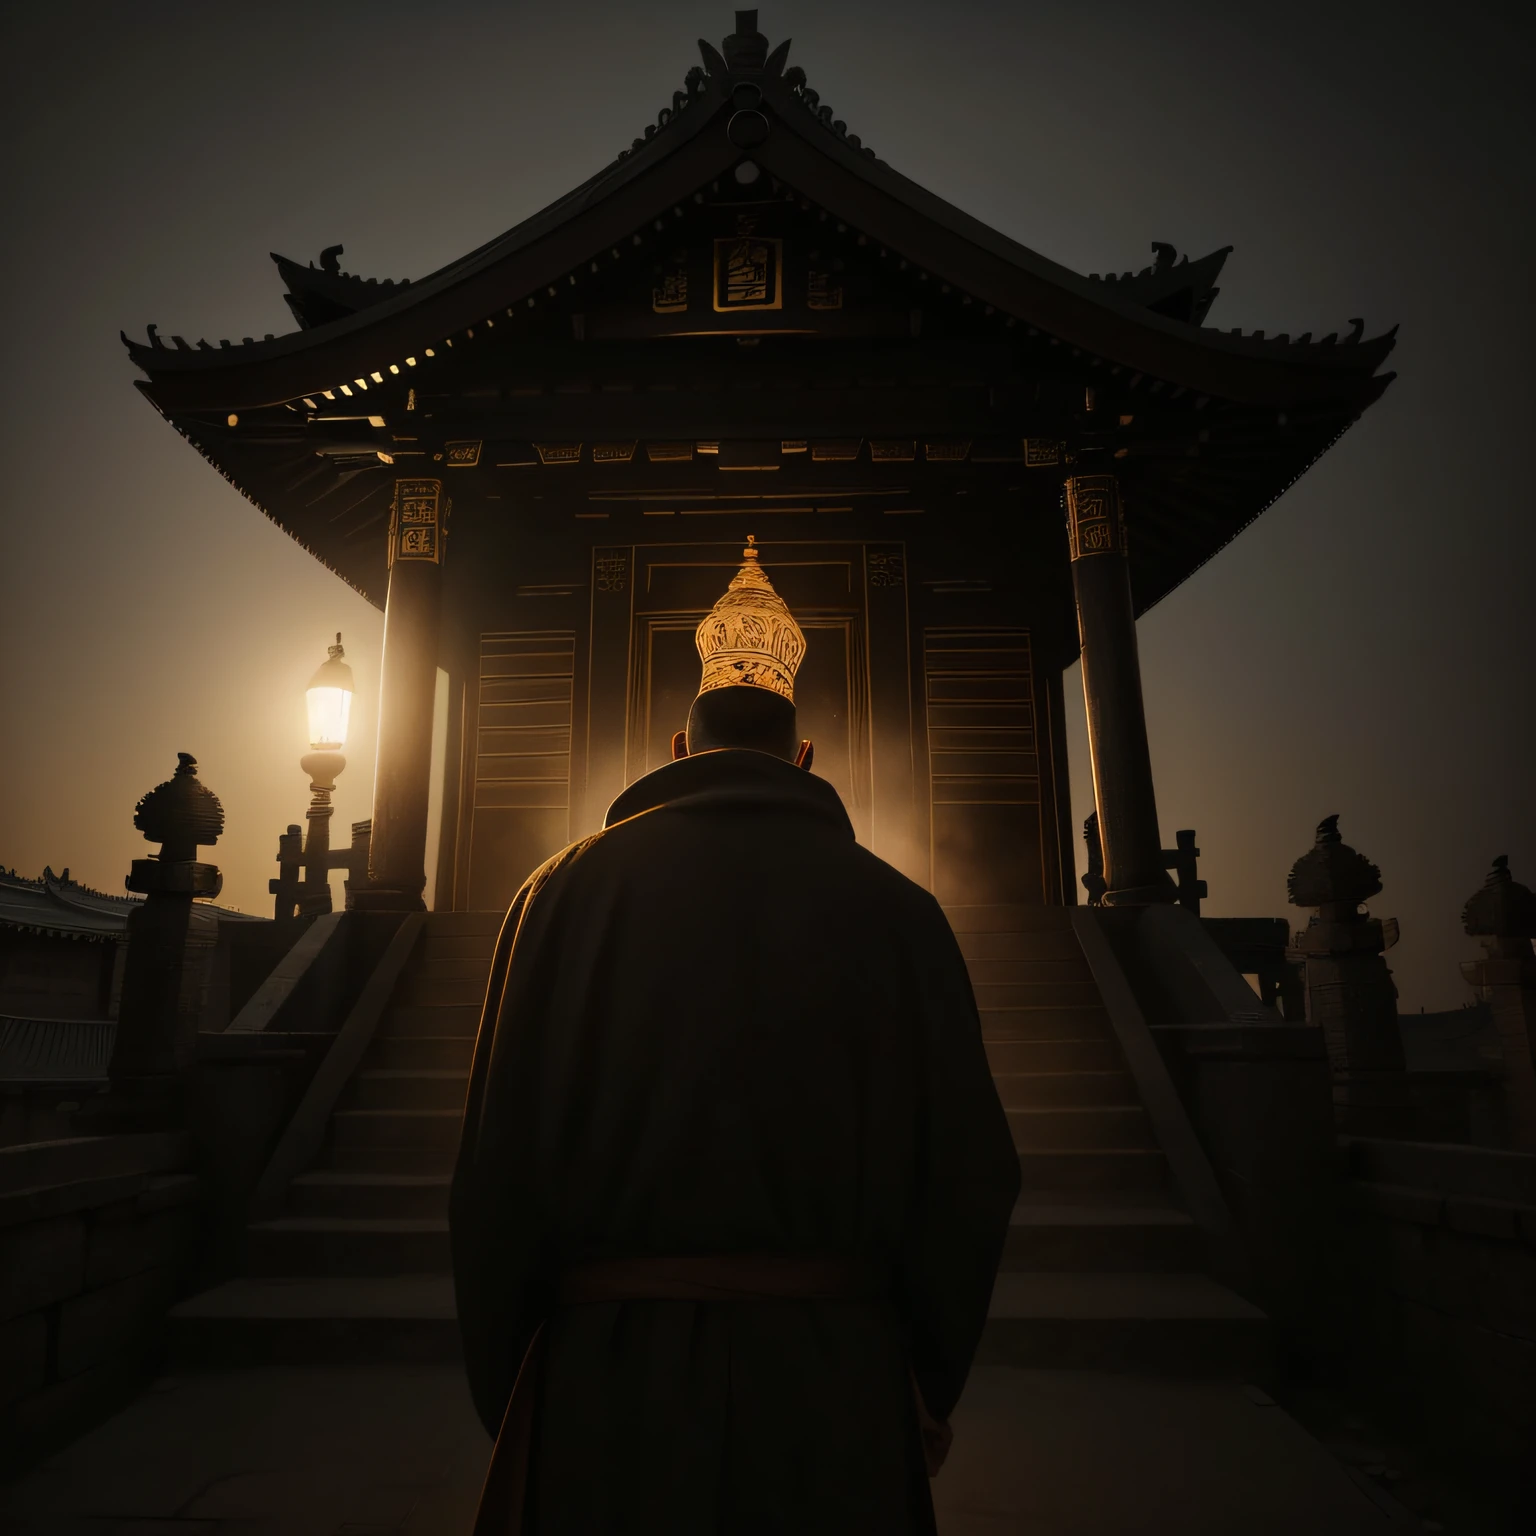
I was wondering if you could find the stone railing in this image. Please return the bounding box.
[0,1132,204,1476]
[1340,1137,1535,1505]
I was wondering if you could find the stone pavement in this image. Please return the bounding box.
[1,1363,1418,1535]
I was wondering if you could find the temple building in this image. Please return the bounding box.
[14,14,1523,1516]
[123,10,1394,917]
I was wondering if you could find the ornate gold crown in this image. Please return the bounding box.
[695,536,806,704]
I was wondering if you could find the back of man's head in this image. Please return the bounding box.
[686,686,798,761]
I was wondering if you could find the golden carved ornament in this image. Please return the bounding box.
[695,535,806,704]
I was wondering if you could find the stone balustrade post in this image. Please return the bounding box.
[1286,814,1412,1134]
[1081,811,1107,906]
[80,752,224,1130]
[1460,856,1536,1151]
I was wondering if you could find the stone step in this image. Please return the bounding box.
[1017,1148,1167,1191]
[325,1143,457,1174]
[956,928,1084,963]
[965,958,1095,987]
[420,934,499,963]
[979,1271,1271,1377]
[167,1276,461,1367]
[396,975,488,1008]
[288,1171,451,1220]
[332,1109,462,1148]
[985,1038,1119,1075]
[1003,1202,1200,1271]
[942,905,1074,934]
[350,1069,470,1112]
[981,1007,1111,1042]
[974,981,1103,1011]
[174,1269,1268,1379]
[368,1034,477,1071]
[244,1217,450,1277]
[408,956,495,984]
[378,1003,482,1038]
[993,1070,1137,1109]
[1008,1106,1154,1151]
[425,911,504,939]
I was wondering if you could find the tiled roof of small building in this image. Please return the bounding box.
[0,867,264,940]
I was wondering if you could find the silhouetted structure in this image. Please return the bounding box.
[1287,815,1411,1133]
[1081,812,1106,905]
[269,819,374,925]
[122,10,1395,915]
[84,754,224,1128]
[1163,829,1207,915]
[0,867,134,1022]
[1461,855,1536,1150]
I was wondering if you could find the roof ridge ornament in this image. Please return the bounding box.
[721,9,770,72]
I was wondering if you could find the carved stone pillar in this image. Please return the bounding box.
[1460,856,1536,1151]
[1065,473,1172,904]
[82,753,223,1129]
[1287,815,1411,1133]
[358,477,446,911]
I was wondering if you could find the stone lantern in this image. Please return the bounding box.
[1287,815,1409,1132]
[1461,855,1536,1150]
[84,752,224,1128]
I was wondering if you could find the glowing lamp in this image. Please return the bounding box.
[305,633,354,750]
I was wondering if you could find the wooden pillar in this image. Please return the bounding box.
[357,477,446,911]
[1065,473,1172,904]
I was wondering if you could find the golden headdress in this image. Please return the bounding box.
[695,536,806,704]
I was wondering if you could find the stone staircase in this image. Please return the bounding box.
[175,903,1267,1379]
[171,912,494,1361]
[238,910,492,1280]
[947,903,1269,1376]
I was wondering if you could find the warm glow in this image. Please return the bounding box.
[306,686,352,749]
[305,633,355,748]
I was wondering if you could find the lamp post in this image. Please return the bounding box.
[297,633,354,917]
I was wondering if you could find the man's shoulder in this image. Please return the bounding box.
[513,799,949,942]
[843,841,951,925]
[508,828,611,912]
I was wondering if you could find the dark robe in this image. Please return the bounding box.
[450,747,1020,1534]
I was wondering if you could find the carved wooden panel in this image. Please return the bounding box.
[924,628,1045,905]
[465,630,575,910]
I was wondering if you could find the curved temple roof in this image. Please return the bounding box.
[124,11,1394,410]
[122,9,1395,620]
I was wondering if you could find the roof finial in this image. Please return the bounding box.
[723,8,769,71]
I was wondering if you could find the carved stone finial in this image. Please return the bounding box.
[1287,814,1381,909]
[1462,855,1536,940]
[133,752,225,864]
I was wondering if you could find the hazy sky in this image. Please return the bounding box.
[2,1,1531,1010]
